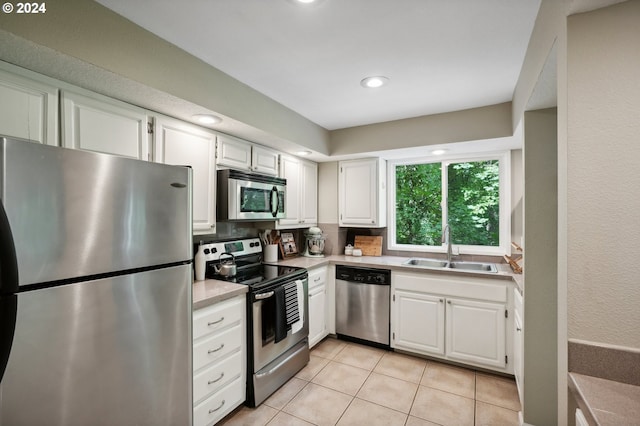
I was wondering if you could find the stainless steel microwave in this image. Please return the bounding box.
[217,169,286,221]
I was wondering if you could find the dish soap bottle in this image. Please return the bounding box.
[194,241,206,281]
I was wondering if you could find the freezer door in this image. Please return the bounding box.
[0,137,192,287]
[0,264,192,426]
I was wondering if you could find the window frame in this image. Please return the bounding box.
[387,151,511,256]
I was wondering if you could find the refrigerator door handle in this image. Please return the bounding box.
[0,200,19,294]
[0,294,17,383]
[0,200,19,382]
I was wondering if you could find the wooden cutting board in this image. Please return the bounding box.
[354,235,383,256]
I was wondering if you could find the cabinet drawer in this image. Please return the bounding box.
[193,376,244,426]
[308,267,327,290]
[194,350,242,404]
[194,323,242,372]
[193,296,244,341]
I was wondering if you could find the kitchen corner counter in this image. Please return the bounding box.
[569,372,640,426]
[192,279,248,310]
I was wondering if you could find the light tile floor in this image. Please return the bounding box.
[220,337,521,426]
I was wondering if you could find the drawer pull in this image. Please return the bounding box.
[208,372,225,385]
[208,400,225,414]
[207,343,225,354]
[207,317,225,326]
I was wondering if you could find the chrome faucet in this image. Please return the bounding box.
[442,224,453,264]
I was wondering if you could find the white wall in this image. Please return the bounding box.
[567,1,640,348]
[511,149,524,252]
[318,162,339,224]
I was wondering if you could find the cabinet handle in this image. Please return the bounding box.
[439,298,444,303]
[208,400,225,414]
[314,276,321,282]
[208,372,225,385]
[517,327,522,332]
[207,317,224,326]
[207,343,225,354]
[371,220,375,224]
[447,300,451,304]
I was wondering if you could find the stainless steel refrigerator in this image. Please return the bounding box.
[0,136,193,425]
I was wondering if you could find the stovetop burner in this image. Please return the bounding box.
[200,237,307,291]
[208,263,306,290]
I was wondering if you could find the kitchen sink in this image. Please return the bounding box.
[403,258,497,273]
[403,258,449,268]
[448,261,497,273]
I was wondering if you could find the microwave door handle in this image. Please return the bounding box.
[271,186,278,218]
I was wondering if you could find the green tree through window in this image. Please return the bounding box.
[395,160,500,247]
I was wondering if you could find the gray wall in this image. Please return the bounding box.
[567,1,640,348]
[330,102,512,156]
[523,107,558,426]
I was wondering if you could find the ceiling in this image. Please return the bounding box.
[95,0,541,132]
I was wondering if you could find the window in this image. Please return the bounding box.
[389,152,510,255]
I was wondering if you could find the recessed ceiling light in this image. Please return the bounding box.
[296,0,316,3]
[296,150,312,156]
[431,149,448,155]
[360,76,389,89]
[192,114,222,125]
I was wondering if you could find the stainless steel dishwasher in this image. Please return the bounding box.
[335,265,391,348]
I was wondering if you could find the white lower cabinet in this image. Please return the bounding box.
[394,290,445,355]
[513,287,524,404]
[445,297,506,368]
[392,271,511,373]
[193,295,246,426]
[308,266,328,348]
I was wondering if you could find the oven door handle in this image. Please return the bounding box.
[254,291,274,300]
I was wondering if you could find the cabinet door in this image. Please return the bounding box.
[308,285,326,348]
[279,155,301,226]
[154,116,216,233]
[216,134,252,171]
[252,145,279,176]
[513,297,524,403]
[446,298,506,368]
[392,290,445,355]
[61,91,149,160]
[0,68,58,145]
[339,159,377,226]
[300,160,318,225]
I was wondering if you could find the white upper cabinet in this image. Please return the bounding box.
[278,154,318,228]
[252,144,280,176]
[216,134,251,170]
[153,115,216,234]
[339,158,386,227]
[216,134,279,176]
[61,90,149,160]
[0,67,58,145]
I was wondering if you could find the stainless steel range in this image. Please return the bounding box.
[202,237,309,407]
